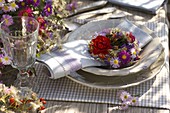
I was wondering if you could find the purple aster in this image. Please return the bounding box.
[116,32,123,38]
[1,14,13,26]
[42,4,52,16]
[26,0,32,4]
[118,51,131,64]
[126,43,135,49]
[31,0,40,7]
[18,0,31,7]
[66,1,78,11]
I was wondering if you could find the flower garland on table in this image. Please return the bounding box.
[88,28,141,69]
[0,83,46,113]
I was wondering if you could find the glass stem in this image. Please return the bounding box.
[18,69,31,88]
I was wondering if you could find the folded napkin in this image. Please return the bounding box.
[108,0,167,14]
[37,19,154,79]
[37,40,104,79]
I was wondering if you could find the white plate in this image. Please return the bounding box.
[67,50,165,89]
[81,38,163,76]
[68,18,160,76]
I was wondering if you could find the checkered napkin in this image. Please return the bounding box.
[33,22,170,109]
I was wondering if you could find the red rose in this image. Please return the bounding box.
[89,35,111,55]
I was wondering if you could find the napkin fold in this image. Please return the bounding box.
[108,0,167,14]
[37,40,104,79]
[37,19,154,79]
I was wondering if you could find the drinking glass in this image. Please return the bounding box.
[0,16,39,94]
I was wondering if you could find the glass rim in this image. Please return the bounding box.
[0,16,39,38]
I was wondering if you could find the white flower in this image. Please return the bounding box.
[30,102,41,111]
[7,0,15,2]
[9,2,19,12]
[130,48,137,58]
[9,86,19,98]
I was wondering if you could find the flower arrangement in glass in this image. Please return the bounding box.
[0,0,71,56]
[88,28,141,69]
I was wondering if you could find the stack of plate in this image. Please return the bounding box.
[66,18,165,89]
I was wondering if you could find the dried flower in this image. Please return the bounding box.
[0,83,46,113]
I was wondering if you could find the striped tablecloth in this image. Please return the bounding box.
[33,21,170,109]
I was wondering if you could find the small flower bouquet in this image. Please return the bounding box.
[88,28,141,69]
[0,83,46,113]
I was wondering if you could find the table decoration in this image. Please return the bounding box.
[37,18,158,79]
[82,37,163,76]
[88,28,141,69]
[0,83,46,113]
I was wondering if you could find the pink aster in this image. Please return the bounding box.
[1,14,13,26]
[18,7,33,17]
[1,55,12,65]
[2,5,10,13]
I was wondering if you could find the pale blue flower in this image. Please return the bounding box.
[130,97,139,105]
[119,101,129,110]
[120,91,132,102]
[110,57,120,68]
